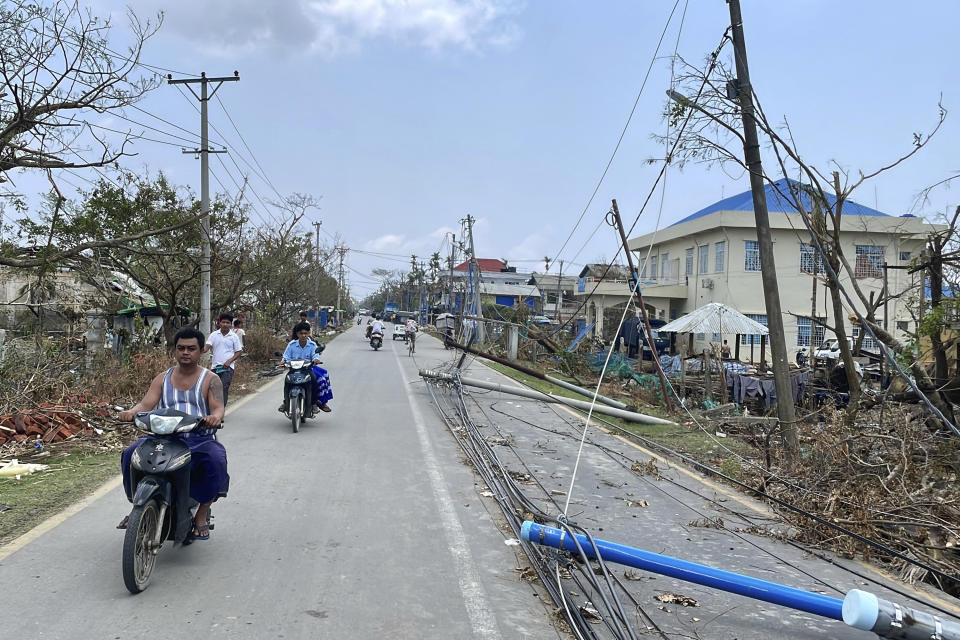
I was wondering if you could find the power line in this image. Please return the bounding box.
[549,0,684,267]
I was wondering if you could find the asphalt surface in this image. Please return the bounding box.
[4,321,960,639]
[0,324,562,640]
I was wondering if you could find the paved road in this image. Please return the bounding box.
[0,324,562,639]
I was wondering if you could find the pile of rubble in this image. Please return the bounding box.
[0,403,110,446]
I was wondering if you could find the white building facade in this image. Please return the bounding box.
[627,180,936,361]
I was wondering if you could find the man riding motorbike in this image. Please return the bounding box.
[368,317,384,340]
[117,327,228,542]
[278,322,333,414]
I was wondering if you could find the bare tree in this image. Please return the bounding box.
[0,0,161,178]
[663,52,947,419]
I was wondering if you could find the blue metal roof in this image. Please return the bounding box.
[671,178,889,227]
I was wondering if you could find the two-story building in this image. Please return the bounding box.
[627,178,936,361]
[441,258,540,312]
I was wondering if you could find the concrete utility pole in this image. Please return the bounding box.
[554,259,564,322]
[611,200,672,411]
[464,215,484,342]
[447,233,456,313]
[336,246,347,326]
[168,71,239,335]
[726,0,799,461]
[313,221,322,320]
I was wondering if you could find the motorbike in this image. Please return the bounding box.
[370,330,384,351]
[275,344,324,433]
[443,327,456,350]
[122,408,220,594]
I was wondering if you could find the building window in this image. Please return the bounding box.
[712,332,721,342]
[852,325,879,351]
[640,258,647,279]
[698,245,709,274]
[744,240,761,272]
[670,308,678,320]
[799,243,824,275]
[649,256,657,280]
[661,253,670,281]
[797,316,826,347]
[740,313,767,345]
[685,248,694,276]
[696,332,705,341]
[715,241,725,273]
[896,321,909,332]
[855,245,884,278]
[899,251,911,262]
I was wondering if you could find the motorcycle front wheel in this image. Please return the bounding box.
[122,499,161,594]
[290,396,301,433]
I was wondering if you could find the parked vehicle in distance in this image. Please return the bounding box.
[392,321,407,341]
[640,318,670,359]
[815,337,853,360]
[531,315,553,325]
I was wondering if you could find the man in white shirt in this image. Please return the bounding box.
[232,318,246,349]
[204,313,243,406]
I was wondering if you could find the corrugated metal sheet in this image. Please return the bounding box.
[658,302,769,335]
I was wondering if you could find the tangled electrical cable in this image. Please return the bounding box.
[424,365,669,640]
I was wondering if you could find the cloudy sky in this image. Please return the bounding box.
[24,1,960,297]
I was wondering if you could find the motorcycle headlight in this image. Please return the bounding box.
[149,414,182,435]
[290,359,306,369]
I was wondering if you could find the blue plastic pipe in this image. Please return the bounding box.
[521,521,844,621]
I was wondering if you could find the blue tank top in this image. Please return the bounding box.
[159,367,213,437]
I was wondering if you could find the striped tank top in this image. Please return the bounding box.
[159,367,213,436]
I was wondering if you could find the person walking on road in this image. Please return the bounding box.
[205,313,243,406]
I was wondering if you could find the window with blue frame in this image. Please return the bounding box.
[699,244,709,274]
[714,241,725,273]
[744,240,761,271]
[685,248,694,276]
[796,316,825,347]
[740,313,767,345]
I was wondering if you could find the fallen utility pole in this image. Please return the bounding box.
[610,199,673,411]
[445,336,628,410]
[420,370,675,425]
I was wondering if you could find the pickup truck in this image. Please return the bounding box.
[392,322,408,341]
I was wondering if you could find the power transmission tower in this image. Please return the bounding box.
[168,71,240,334]
[726,0,799,461]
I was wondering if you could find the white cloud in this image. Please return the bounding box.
[366,233,405,251]
[145,0,522,58]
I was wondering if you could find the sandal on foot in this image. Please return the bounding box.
[319,404,332,413]
[190,523,211,541]
[116,515,129,530]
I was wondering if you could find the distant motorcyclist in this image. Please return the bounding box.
[370,317,385,337]
[278,322,333,414]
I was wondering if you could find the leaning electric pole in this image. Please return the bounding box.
[726,0,799,461]
[168,71,240,334]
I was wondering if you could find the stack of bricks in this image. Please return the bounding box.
[0,404,99,446]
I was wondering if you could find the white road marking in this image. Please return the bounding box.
[394,348,502,639]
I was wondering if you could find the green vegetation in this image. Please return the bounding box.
[481,361,756,465]
[0,450,118,547]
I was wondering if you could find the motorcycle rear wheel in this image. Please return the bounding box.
[122,499,161,594]
[290,396,301,433]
